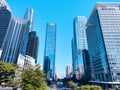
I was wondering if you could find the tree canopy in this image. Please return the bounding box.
[0,61,18,86]
[20,66,48,90]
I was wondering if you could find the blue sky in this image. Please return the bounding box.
[6,0,120,77]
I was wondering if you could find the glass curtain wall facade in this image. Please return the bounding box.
[26,31,39,63]
[86,2,120,82]
[0,0,39,66]
[73,16,87,51]
[71,38,77,75]
[0,0,11,50]
[43,23,56,80]
[21,8,34,55]
[82,49,91,82]
[24,8,34,32]
[1,15,28,64]
[72,16,87,80]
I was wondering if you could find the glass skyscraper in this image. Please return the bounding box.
[1,16,28,63]
[73,16,87,51]
[43,23,56,80]
[21,8,34,55]
[86,2,120,88]
[26,31,39,63]
[0,0,35,64]
[24,8,34,32]
[71,38,77,75]
[0,0,39,67]
[0,0,11,49]
[72,16,87,80]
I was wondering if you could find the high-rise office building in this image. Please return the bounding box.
[1,15,28,63]
[24,8,34,32]
[71,38,77,75]
[73,16,87,51]
[43,23,56,80]
[72,16,87,80]
[82,49,91,82]
[21,8,34,55]
[43,56,50,76]
[0,0,28,63]
[86,2,120,88]
[0,0,38,65]
[0,0,11,55]
[26,31,39,63]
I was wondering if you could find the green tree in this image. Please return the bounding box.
[20,66,48,90]
[0,61,18,86]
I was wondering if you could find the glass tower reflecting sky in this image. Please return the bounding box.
[0,0,11,49]
[24,7,34,32]
[72,16,87,80]
[21,8,34,55]
[71,38,76,75]
[0,0,28,63]
[1,15,28,63]
[0,0,39,66]
[43,23,56,80]
[73,16,87,52]
[86,2,120,83]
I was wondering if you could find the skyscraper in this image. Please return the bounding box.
[43,23,56,80]
[1,16,28,63]
[0,0,11,56]
[0,0,38,66]
[73,16,87,51]
[71,38,76,75]
[26,31,39,63]
[0,0,37,66]
[72,16,87,80]
[0,0,29,63]
[86,2,120,88]
[21,8,34,55]
[82,49,91,82]
[44,56,50,76]
[24,8,34,32]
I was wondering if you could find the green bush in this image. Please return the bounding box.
[81,85,90,90]
[74,84,102,90]
[90,85,102,90]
